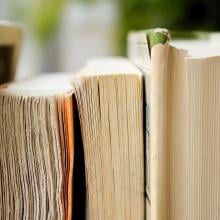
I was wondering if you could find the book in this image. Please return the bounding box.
[0,21,22,84]
[1,24,219,220]
[0,58,145,219]
[128,29,220,220]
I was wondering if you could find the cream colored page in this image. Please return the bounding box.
[0,94,72,219]
[71,73,144,220]
[183,57,220,220]
[168,46,188,220]
[169,55,220,220]
[151,46,220,220]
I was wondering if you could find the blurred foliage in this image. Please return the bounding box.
[118,0,220,54]
[9,0,220,53]
[11,0,65,45]
[31,1,64,44]
[73,0,97,3]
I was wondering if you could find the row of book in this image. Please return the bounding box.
[0,23,220,220]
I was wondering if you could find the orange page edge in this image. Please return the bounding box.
[64,95,74,220]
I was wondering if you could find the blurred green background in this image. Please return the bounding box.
[0,0,219,77]
[119,0,220,53]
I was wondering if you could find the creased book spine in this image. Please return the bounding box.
[149,29,170,220]
[128,29,170,220]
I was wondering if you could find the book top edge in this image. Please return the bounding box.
[0,73,74,97]
[0,58,142,97]
[128,28,220,41]
[76,57,142,77]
